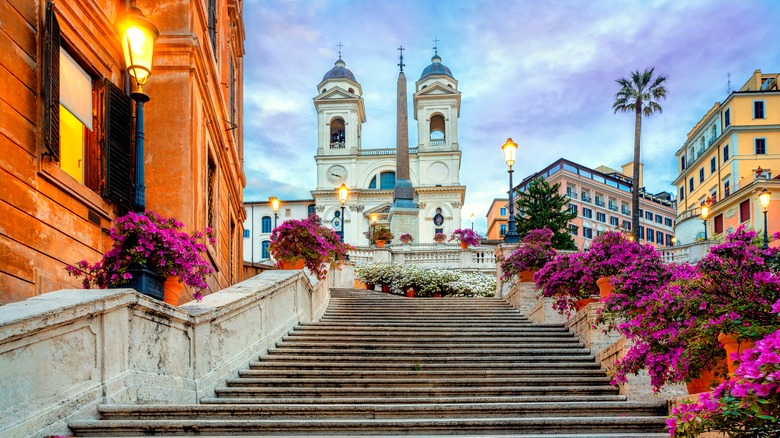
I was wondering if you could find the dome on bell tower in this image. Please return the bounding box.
[419,54,453,80]
[322,58,356,82]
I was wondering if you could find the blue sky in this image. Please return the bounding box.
[242,0,780,233]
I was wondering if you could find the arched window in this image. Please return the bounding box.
[261,216,272,233]
[430,114,445,145]
[330,117,345,149]
[261,241,270,259]
[369,171,396,190]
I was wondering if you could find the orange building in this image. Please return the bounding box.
[0,0,245,304]
[514,159,677,250]
[485,199,509,240]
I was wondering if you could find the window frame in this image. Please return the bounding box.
[755,138,767,155]
[753,100,765,119]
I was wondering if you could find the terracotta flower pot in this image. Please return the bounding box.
[163,276,186,306]
[519,270,536,283]
[459,241,468,249]
[596,276,613,301]
[381,284,391,293]
[718,333,755,375]
[405,288,416,298]
[365,283,375,290]
[376,240,386,248]
[573,297,599,312]
[279,259,305,270]
[432,293,442,298]
[686,358,726,395]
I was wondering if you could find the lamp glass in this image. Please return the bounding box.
[117,7,159,87]
[701,205,709,220]
[759,189,771,210]
[338,183,349,205]
[370,214,377,223]
[501,138,518,168]
[269,197,280,212]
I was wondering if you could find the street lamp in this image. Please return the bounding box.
[370,213,378,245]
[338,183,349,242]
[759,188,771,249]
[116,6,159,212]
[700,196,712,240]
[501,138,520,243]
[269,197,280,228]
[671,236,677,246]
[469,213,475,230]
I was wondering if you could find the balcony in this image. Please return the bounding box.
[608,204,618,212]
[581,195,592,203]
[566,191,578,200]
[621,207,630,215]
[595,200,605,207]
[330,141,346,149]
[429,139,446,146]
[708,137,716,146]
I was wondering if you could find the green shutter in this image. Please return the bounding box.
[103,79,133,210]
[42,0,60,161]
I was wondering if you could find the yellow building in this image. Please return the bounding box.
[673,70,779,245]
[485,199,509,241]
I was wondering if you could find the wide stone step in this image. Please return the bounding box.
[282,334,579,342]
[323,309,524,314]
[201,394,631,405]
[249,360,603,371]
[297,324,560,332]
[237,369,608,379]
[96,401,667,420]
[69,416,667,435]
[266,347,592,356]
[213,385,619,398]
[260,353,596,364]
[276,341,585,349]
[318,315,531,321]
[224,376,613,388]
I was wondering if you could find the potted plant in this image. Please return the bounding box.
[394,265,424,298]
[449,228,481,249]
[501,228,556,283]
[581,231,645,300]
[372,226,394,248]
[534,252,598,315]
[268,215,352,280]
[433,232,447,244]
[65,211,214,303]
[355,262,381,290]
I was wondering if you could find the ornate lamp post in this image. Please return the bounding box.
[759,188,771,249]
[700,196,712,240]
[116,6,159,212]
[501,138,520,243]
[671,236,677,246]
[338,183,349,242]
[370,213,378,245]
[269,196,280,228]
[469,213,475,230]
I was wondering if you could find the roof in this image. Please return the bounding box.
[419,54,453,80]
[322,58,356,82]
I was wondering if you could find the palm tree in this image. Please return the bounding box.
[613,68,668,241]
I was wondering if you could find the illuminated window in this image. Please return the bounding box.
[59,48,93,184]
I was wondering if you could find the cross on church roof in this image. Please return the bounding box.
[337,42,343,59]
[433,37,439,55]
[398,45,405,72]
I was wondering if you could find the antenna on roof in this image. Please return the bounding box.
[337,42,343,59]
[433,37,439,56]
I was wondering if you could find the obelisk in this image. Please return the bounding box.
[389,46,419,241]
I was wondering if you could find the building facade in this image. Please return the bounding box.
[673,70,779,244]
[0,0,245,304]
[243,200,315,263]
[485,199,509,240]
[515,159,676,250]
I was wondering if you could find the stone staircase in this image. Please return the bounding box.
[69,289,669,436]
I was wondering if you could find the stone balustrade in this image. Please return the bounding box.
[348,244,497,273]
[0,269,330,438]
[658,240,717,264]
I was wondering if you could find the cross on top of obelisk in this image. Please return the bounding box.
[398,46,405,73]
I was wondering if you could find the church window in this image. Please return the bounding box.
[430,114,445,146]
[330,117,345,149]
[368,171,396,190]
[348,88,354,93]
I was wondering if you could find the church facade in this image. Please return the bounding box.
[244,51,466,259]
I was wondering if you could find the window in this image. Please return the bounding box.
[714,214,724,234]
[608,200,618,211]
[569,224,578,236]
[596,212,606,222]
[724,179,731,197]
[665,218,673,227]
[754,100,765,119]
[499,207,507,216]
[740,200,750,223]
[499,224,507,236]
[261,216,272,233]
[710,157,716,174]
[681,155,687,171]
[724,108,730,127]
[243,229,250,238]
[699,167,705,183]
[285,208,291,217]
[645,210,653,220]
[622,220,631,230]
[261,241,270,259]
[621,203,630,215]
[330,117,346,148]
[229,53,236,127]
[756,138,766,155]
[638,208,644,217]
[207,158,216,230]
[666,234,673,246]
[657,230,663,244]
[689,177,694,192]
[208,0,217,59]
[42,2,134,208]
[610,216,618,226]
[723,144,729,162]
[647,227,654,243]
[583,208,593,219]
[583,227,593,239]
[369,171,396,190]
[308,204,316,217]
[429,114,445,144]
[679,186,685,201]
[655,214,662,224]
[569,203,577,214]
[595,195,604,207]
[639,226,645,240]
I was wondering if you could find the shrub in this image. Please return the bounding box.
[501,228,556,281]
[268,215,352,280]
[449,228,481,247]
[399,233,414,243]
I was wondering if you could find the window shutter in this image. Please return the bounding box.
[103,78,133,210]
[208,0,217,58]
[739,200,750,223]
[43,0,60,161]
[714,214,724,234]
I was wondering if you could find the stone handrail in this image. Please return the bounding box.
[348,244,497,273]
[0,269,330,438]
[658,240,716,264]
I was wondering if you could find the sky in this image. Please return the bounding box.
[242,0,780,233]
